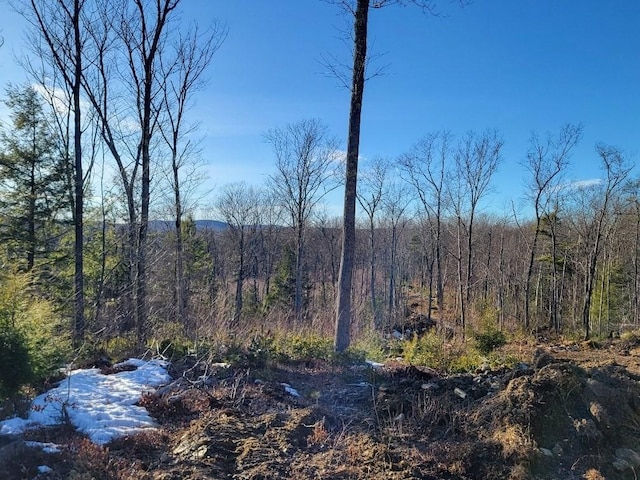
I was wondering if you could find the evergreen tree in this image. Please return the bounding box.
[0,85,67,271]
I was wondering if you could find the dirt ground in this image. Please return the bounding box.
[4,335,640,480]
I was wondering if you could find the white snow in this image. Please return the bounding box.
[25,441,62,453]
[365,359,385,369]
[0,358,171,445]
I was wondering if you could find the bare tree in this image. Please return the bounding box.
[381,178,412,320]
[521,124,582,330]
[81,0,199,349]
[158,21,226,330]
[266,118,340,322]
[574,145,631,339]
[450,130,502,335]
[332,0,369,352]
[400,131,451,319]
[215,183,262,328]
[332,0,467,351]
[357,157,389,327]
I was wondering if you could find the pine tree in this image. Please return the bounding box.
[0,85,68,271]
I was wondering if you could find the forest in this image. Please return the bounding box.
[3,1,640,479]
[0,0,637,394]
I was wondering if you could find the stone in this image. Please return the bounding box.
[539,447,554,457]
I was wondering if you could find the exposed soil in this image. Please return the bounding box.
[4,336,640,479]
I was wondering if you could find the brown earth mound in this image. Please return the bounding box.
[4,341,640,479]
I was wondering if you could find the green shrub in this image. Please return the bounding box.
[0,327,33,397]
[246,333,276,367]
[402,331,448,370]
[275,334,334,362]
[157,338,191,361]
[448,350,483,373]
[0,267,69,398]
[350,327,386,363]
[474,328,507,355]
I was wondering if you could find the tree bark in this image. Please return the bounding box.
[334,0,369,352]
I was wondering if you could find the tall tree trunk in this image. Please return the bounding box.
[137,97,151,351]
[550,219,559,332]
[483,230,492,302]
[524,218,541,330]
[388,224,397,316]
[465,211,474,313]
[498,229,505,328]
[435,213,444,318]
[233,232,245,328]
[369,219,378,326]
[72,0,84,345]
[175,207,185,323]
[295,222,304,322]
[456,216,466,337]
[634,208,640,324]
[28,161,36,271]
[334,0,369,352]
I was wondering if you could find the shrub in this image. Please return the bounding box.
[474,309,507,355]
[0,327,33,397]
[350,327,386,363]
[402,331,448,370]
[0,267,69,398]
[474,328,506,355]
[275,334,334,362]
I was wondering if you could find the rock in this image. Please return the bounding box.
[613,458,632,471]
[539,447,554,457]
[421,382,439,391]
[476,363,491,374]
[454,388,467,399]
[391,330,403,340]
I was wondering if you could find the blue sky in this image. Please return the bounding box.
[1,0,639,218]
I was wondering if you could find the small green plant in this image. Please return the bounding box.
[448,350,483,373]
[0,327,33,398]
[0,267,69,398]
[474,328,506,355]
[402,331,448,370]
[247,333,277,367]
[157,338,190,361]
[350,327,386,362]
[275,334,334,362]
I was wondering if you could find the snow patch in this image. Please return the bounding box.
[0,358,171,445]
[365,359,385,369]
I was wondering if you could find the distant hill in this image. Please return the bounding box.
[148,220,228,232]
[194,220,229,231]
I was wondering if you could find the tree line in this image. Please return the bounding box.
[1,81,635,346]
